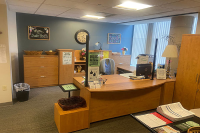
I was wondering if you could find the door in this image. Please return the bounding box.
[174,35,200,110]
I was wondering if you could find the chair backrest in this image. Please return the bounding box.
[99,58,115,75]
[188,127,200,133]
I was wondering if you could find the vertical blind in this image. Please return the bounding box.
[131,24,148,66]
[150,21,171,68]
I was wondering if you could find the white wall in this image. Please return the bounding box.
[7,8,19,99]
[0,4,12,103]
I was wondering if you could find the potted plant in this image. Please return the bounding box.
[121,47,128,55]
[80,48,86,60]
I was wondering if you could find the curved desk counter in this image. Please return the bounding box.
[73,75,175,123]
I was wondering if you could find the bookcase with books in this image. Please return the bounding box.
[131,102,200,133]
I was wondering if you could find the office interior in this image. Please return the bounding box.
[1,0,200,132]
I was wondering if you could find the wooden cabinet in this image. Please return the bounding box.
[57,49,75,84]
[173,34,200,110]
[111,55,131,73]
[24,55,58,88]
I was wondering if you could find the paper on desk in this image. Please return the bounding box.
[0,44,7,63]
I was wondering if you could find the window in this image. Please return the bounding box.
[131,24,148,66]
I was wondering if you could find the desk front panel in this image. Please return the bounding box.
[89,86,161,123]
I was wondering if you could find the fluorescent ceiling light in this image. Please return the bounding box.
[114,1,152,10]
[82,15,105,19]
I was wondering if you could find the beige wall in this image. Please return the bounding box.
[0,4,12,103]
[168,16,194,76]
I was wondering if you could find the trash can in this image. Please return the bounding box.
[14,83,30,102]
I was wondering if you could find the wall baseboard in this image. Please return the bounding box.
[0,101,13,107]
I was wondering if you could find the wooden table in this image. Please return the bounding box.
[117,65,136,73]
[73,75,175,125]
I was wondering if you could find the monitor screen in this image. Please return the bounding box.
[136,64,152,79]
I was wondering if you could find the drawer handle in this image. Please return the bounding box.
[40,76,46,78]
[40,57,45,58]
[119,63,123,65]
[41,66,44,68]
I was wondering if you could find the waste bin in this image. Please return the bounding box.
[14,83,30,102]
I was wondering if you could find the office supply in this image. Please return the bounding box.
[162,45,178,79]
[154,125,180,133]
[136,64,152,79]
[135,112,172,128]
[157,102,194,122]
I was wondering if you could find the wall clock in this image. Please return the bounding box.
[74,29,90,44]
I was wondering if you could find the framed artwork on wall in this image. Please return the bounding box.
[108,33,121,44]
[28,26,50,40]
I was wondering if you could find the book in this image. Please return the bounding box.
[174,121,200,132]
[154,125,180,133]
[135,112,172,128]
[157,102,194,122]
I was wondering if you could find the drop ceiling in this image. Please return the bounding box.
[3,0,200,23]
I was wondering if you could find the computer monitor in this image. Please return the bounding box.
[136,64,152,79]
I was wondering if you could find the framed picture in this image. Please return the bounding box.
[108,33,121,44]
[28,26,50,40]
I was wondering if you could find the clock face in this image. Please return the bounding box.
[75,29,90,44]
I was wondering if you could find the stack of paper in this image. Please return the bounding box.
[135,112,172,128]
[157,102,194,122]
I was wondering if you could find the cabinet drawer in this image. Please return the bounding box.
[24,67,58,77]
[24,56,58,67]
[24,75,58,88]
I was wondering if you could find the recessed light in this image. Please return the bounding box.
[113,1,152,10]
[82,15,105,19]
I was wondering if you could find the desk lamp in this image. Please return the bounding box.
[162,45,178,79]
[95,42,102,50]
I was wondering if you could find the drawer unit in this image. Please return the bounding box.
[111,55,131,73]
[24,55,58,88]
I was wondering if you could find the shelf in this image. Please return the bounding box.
[74,72,85,77]
[75,64,86,65]
[75,60,86,62]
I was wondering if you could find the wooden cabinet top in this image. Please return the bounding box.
[23,55,58,57]
[74,74,175,92]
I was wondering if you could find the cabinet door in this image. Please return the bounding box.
[174,35,200,110]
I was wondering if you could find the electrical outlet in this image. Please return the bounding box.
[2,86,7,91]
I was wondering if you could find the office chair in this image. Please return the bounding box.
[99,58,115,75]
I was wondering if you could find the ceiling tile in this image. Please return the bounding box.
[131,0,182,6]
[161,0,200,9]
[63,8,94,15]
[7,0,41,8]
[67,0,87,2]
[58,12,84,18]
[44,0,78,8]
[74,3,109,12]
[9,4,37,13]
[103,7,138,15]
[84,0,122,7]
[39,4,70,12]
[20,0,44,3]
[36,8,65,16]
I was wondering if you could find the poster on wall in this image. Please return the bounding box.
[28,26,50,40]
[108,33,121,44]
[63,52,72,65]
[0,44,7,63]
[88,67,99,81]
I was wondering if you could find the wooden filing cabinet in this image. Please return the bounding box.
[111,55,131,73]
[24,55,58,88]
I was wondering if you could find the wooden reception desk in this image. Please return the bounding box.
[73,75,175,123]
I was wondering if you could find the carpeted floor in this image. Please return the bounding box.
[0,86,149,133]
